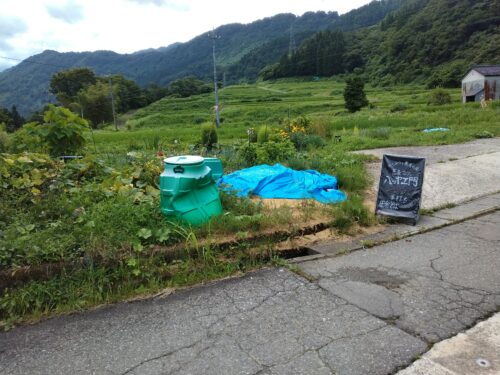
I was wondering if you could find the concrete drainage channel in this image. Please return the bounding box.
[4,192,497,291]
[286,191,500,264]
[276,246,321,260]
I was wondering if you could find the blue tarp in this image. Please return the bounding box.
[423,128,450,133]
[218,164,346,204]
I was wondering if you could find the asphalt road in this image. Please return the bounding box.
[1,210,499,375]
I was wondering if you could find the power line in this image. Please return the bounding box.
[108,77,118,131]
[0,55,72,70]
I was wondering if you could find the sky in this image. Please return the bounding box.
[0,0,372,71]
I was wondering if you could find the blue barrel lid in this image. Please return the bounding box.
[164,155,204,165]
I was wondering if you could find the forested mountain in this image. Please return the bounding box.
[364,0,500,86]
[0,0,405,115]
[266,0,500,86]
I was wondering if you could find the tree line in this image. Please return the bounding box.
[0,106,25,133]
[48,69,211,128]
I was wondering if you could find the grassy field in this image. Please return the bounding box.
[92,78,498,158]
[2,78,499,327]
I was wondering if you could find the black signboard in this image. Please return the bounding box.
[376,154,426,225]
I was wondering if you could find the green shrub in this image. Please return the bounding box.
[344,76,369,113]
[330,194,374,232]
[9,126,47,153]
[237,140,296,167]
[426,60,467,88]
[291,115,311,130]
[10,125,38,152]
[26,105,89,157]
[329,153,368,194]
[257,126,270,143]
[169,76,211,97]
[237,143,258,167]
[256,140,296,165]
[281,115,311,133]
[0,130,10,152]
[0,152,61,206]
[290,133,325,151]
[200,123,218,150]
[286,155,310,171]
[309,118,331,138]
[427,88,452,106]
[475,130,494,139]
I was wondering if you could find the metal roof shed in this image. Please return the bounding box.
[462,65,500,103]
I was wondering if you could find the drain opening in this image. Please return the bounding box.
[278,247,320,259]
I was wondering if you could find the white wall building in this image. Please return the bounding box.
[462,65,500,103]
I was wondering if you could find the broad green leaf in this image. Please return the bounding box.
[132,269,141,276]
[85,220,95,228]
[137,228,152,239]
[155,228,171,242]
[17,156,32,163]
[133,242,144,253]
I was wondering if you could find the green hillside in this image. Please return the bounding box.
[365,0,500,85]
[0,0,405,115]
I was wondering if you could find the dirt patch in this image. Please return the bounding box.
[363,181,378,211]
[273,223,386,254]
[258,197,328,219]
[257,198,319,209]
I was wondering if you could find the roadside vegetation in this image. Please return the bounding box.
[1,78,499,327]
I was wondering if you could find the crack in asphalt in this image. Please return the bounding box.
[119,338,204,375]
[429,250,444,281]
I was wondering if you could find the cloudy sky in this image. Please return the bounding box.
[0,0,372,71]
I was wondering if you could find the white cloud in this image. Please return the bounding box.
[0,0,372,71]
[46,0,85,24]
[0,16,28,50]
[125,0,189,10]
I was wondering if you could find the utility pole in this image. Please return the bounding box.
[288,24,297,58]
[108,76,118,131]
[209,30,221,128]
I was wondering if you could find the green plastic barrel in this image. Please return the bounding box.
[160,155,222,226]
[203,158,224,180]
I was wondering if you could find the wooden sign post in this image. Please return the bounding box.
[376,154,426,225]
